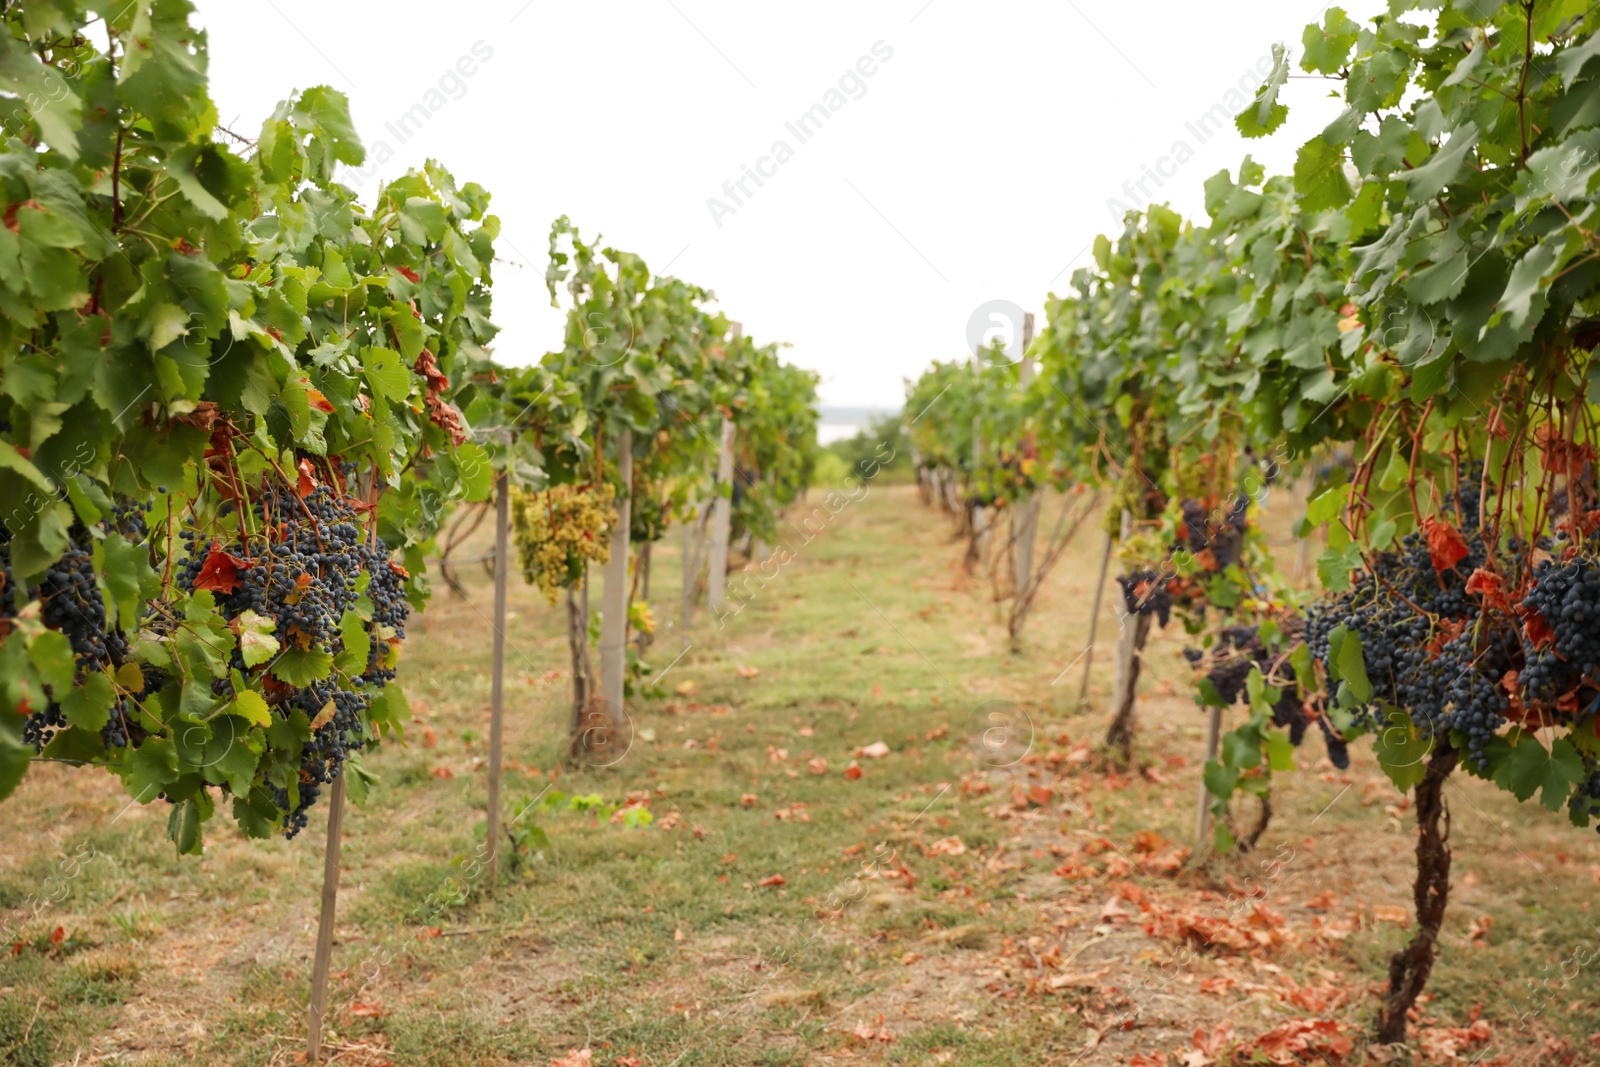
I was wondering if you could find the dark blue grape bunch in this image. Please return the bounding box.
[1118,569,1173,627]
[171,469,413,838]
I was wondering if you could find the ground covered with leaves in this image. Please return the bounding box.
[1,485,1597,1066]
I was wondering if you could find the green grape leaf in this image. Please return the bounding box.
[362,346,412,401]
[335,609,371,674]
[1301,7,1359,75]
[1404,124,1479,202]
[1294,135,1354,212]
[102,533,162,630]
[61,672,116,732]
[235,610,281,668]
[202,715,264,796]
[168,797,204,856]
[0,723,31,803]
[28,629,76,693]
[1334,628,1373,703]
[345,756,378,807]
[1494,735,1587,811]
[1372,709,1430,792]
[233,787,281,839]
[1305,483,1351,527]
[0,33,83,158]
[1264,727,1296,772]
[127,738,179,803]
[1557,29,1600,90]
[1203,759,1239,801]
[272,648,334,687]
[230,690,272,729]
[1236,43,1290,138]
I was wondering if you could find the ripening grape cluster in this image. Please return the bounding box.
[173,479,410,837]
[5,502,153,753]
[1177,496,1249,569]
[1183,622,1350,769]
[1118,569,1175,627]
[1306,468,1600,816]
[510,482,618,604]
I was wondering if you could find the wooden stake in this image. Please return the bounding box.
[600,429,633,725]
[1012,313,1038,604]
[486,471,509,885]
[708,324,741,613]
[1078,530,1115,702]
[306,772,347,1065]
[1105,511,1149,760]
[1194,705,1222,852]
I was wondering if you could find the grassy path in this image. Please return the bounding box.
[2,484,1598,1066]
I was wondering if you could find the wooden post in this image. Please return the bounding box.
[708,325,740,614]
[681,502,698,632]
[600,429,633,725]
[1012,313,1038,601]
[306,773,347,1064]
[486,472,509,886]
[1194,706,1223,852]
[1078,530,1115,702]
[1105,511,1149,760]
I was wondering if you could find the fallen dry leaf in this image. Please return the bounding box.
[844,761,864,780]
[854,741,891,759]
[807,757,828,775]
[759,874,787,888]
[675,680,699,696]
[549,1051,592,1067]
[737,666,760,678]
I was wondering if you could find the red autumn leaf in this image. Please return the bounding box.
[396,265,420,283]
[1464,567,1511,612]
[349,1001,390,1017]
[389,560,411,580]
[305,387,336,414]
[296,457,318,498]
[194,544,248,594]
[758,874,786,888]
[844,761,863,780]
[49,926,64,945]
[1523,610,1556,650]
[1421,516,1470,573]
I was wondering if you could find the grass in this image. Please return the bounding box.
[0,479,1598,1065]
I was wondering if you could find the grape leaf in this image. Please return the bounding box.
[1494,735,1586,811]
[168,797,203,856]
[230,690,272,729]
[61,672,115,732]
[1373,710,1430,792]
[272,648,334,687]
[335,609,371,675]
[234,609,280,668]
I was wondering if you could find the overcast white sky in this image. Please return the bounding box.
[202,1,1374,409]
